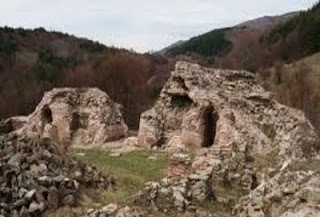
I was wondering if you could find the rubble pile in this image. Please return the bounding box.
[0,135,111,217]
[85,203,146,217]
[134,152,217,215]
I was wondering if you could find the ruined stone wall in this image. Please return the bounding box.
[6,88,128,148]
[138,61,319,189]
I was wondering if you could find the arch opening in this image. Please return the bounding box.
[203,106,219,147]
[41,106,53,124]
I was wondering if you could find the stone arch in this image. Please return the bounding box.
[41,105,53,124]
[202,106,219,147]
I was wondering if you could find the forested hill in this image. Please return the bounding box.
[163,12,299,59]
[0,27,172,128]
[166,28,233,57]
[263,1,320,59]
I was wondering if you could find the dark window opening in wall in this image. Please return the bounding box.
[251,174,258,190]
[203,106,219,147]
[71,112,88,130]
[171,95,193,108]
[41,106,53,124]
[71,112,81,131]
[172,76,188,91]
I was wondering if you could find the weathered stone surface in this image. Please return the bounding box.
[233,162,320,217]
[6,88,128,148]
[123,137,139,147]
[84,204,146,217]
[167,135,188,154]
[28,201,45,214]
[138,61,319,188]
[188,153,215,202]
[133,151,216,214]
[0,135,111,217]
[47,187,60,209]
[137,61,320,216]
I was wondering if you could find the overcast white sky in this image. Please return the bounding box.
[0,0,317,52]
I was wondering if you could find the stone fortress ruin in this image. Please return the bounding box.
[1,61,320,217]
[2,88,128,148]
[135,61,320,217]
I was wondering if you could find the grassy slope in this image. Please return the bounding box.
[72,149,169,205]
[45,149,169,217]
[257,52,320,135]
[259,53,320,85]
[280,53,320,90]
[43,147,250,217]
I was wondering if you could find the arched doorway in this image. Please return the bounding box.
[41,105,53,124]
[203,106,219,147]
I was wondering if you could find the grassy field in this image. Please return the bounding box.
[44,149,169,217]
[72,149,169,205]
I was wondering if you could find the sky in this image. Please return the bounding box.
[0,0,318,52]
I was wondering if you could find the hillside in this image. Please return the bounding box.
[0,27,172,128]
[237,12,299,31]
[156,40,185,56]
[163,2,320,72]
[162,12,299,62]
[257,52,320,135]
[263,1,320,60]
[165,27,233,57]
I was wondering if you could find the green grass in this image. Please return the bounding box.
[71,149,169,205]
[44,149,169,217]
